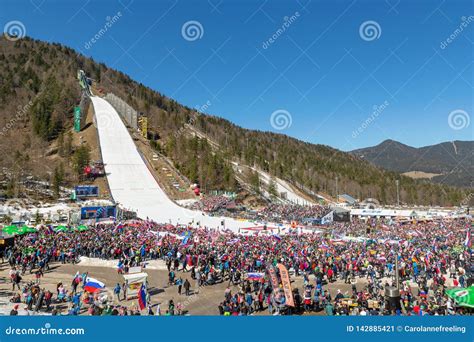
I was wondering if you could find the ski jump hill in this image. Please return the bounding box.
[91,96,259,231]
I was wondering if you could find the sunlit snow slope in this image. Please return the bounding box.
[91,96,256,230]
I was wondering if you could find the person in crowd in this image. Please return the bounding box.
[2,216,470,316]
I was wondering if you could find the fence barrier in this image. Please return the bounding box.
[104,93,138,130]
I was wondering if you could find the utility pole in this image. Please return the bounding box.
[395,244,400,290]
[335,176,338,202]
[395,180,400,207]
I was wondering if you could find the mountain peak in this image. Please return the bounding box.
[0,37,470,206]
[377,139,410,148]
[351,140,473,187]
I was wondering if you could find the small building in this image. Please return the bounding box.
[350,208,418,220]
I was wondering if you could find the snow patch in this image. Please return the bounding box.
[78,256,168,270]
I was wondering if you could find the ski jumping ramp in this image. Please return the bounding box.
[91,96,256,230]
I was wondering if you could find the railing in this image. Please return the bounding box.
[104,93,138,130]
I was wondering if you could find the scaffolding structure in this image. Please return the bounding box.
[78,92,90,130]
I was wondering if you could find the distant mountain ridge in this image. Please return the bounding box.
[0,36,470,206]
[351,139,473,187]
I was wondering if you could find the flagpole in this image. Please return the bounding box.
[395,244,400,290]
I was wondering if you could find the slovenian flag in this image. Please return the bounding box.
[83,277,105,293]
[138,284,147,310]
[465,230,471,248]
[272,234,282,242]
[424,251,431,265]
[246,272,265,281]
[46,225,54,235]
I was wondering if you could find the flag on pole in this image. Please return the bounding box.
[138,284,147,310]
[424,251,431,266]
[464,229,471,248]
[319,242,329,250]
[46,225,54,235]
[271,234,282,242]
[181,231,191,246]
[246,272,265,281]
[83,277,105,293]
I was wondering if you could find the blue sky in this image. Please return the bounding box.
[2,0,473,150]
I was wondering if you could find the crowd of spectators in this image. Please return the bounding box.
[190,195,236,212]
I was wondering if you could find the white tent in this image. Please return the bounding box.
[123,272,148,300]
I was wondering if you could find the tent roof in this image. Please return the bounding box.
[122,272,148,281]
[331,206,350,213]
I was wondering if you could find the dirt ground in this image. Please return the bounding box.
[0,259,361,316]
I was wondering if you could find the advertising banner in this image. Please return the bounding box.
[267,263,280,290]
[74,106,81,132]
[276,263,295,307]
[321,211,334,224]
[80,206,116,220]
[75,185,99,198]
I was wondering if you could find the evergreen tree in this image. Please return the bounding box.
[268,176,278,198]
[250,170,260,194]
[52,162,64,198]
[57,131,64,156]
[34,210,41,224]
[72,144,90,176]
[64,132,73,158]
[30,74,61,140]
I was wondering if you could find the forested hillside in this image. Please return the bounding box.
[0,36,470,206]
[352,139,473,188]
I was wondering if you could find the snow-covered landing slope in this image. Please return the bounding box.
[91,96,255,230]
[231,162,315,206]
